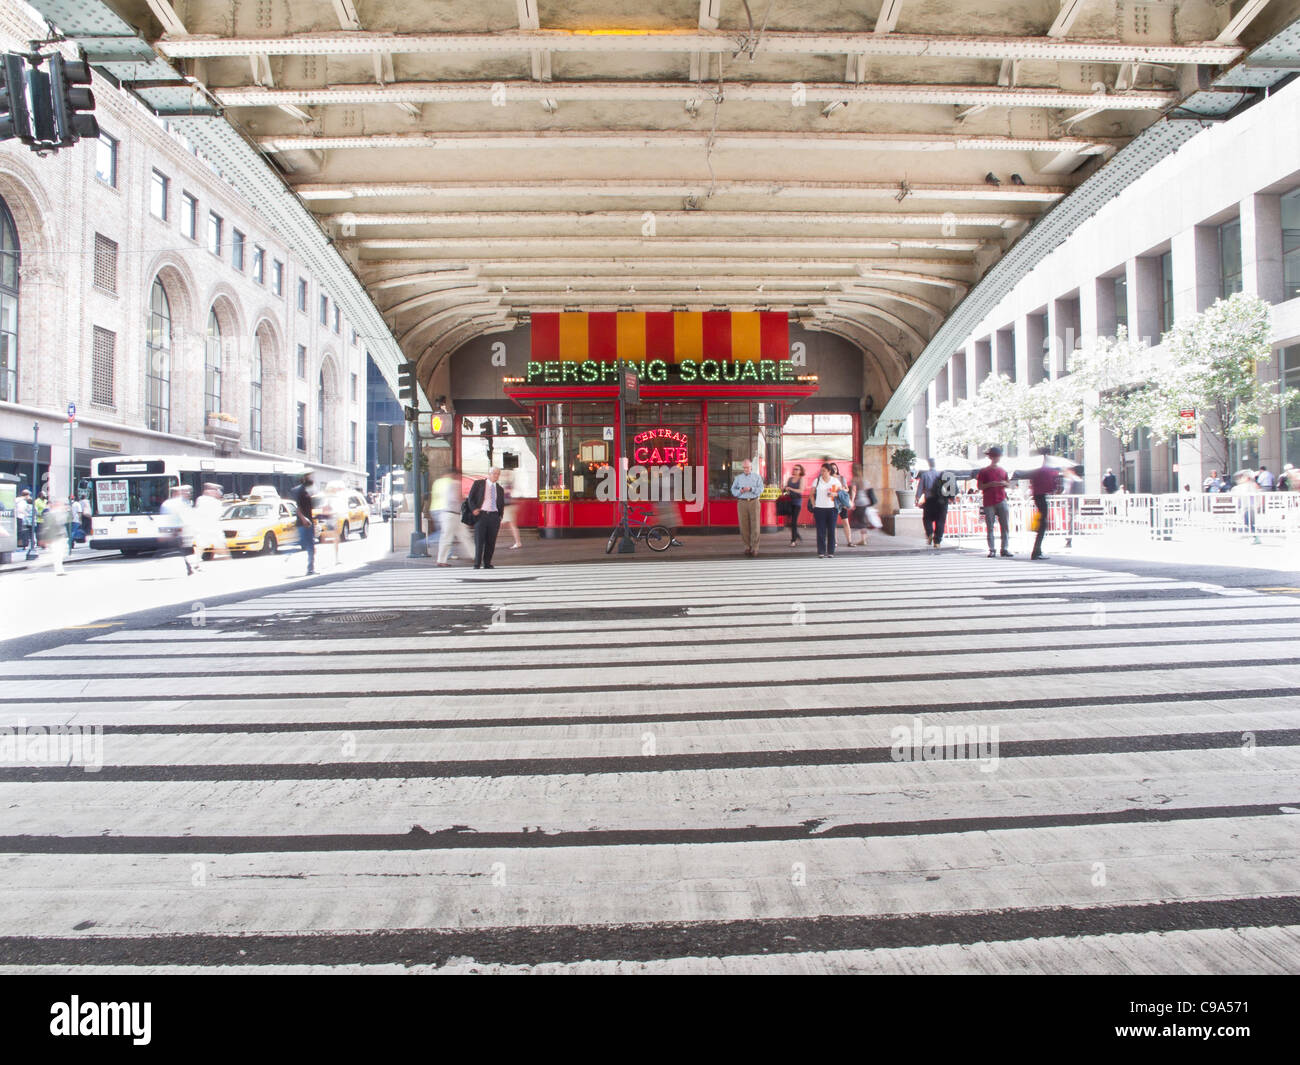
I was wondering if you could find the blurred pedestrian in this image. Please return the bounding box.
[846,463,874,547]
[32,499,70,575]
[1202,469,1226,493]
[159,485,196,575]
[1028,448,1060,561]
[433,467,474,566]
[500,473,523,550]
[977,446,1014,558]
[915,457,950,548]
[1102,468,1118,494]
[14,489,33,556]
[1255,466,1276,491]
[294,473,317,576]
[783,464,806,546]
[193,483,230,563]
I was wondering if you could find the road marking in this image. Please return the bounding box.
[58,622,123,630]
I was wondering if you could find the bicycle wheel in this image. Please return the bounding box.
[606,525,623,554]
[645,525,672,551]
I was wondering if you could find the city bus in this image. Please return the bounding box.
[88,456,310,554]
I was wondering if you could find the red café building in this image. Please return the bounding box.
[435,311,885,535]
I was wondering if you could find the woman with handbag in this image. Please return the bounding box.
[807,462,845,557]
[782,464,806,546]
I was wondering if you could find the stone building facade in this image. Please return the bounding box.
[0,11,368,498]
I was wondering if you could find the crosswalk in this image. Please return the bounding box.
[0,552,1298,973]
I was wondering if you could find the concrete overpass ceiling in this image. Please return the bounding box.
[34,0,1291,389]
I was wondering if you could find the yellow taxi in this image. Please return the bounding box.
[220,493,299,555]
[314,488,370,541]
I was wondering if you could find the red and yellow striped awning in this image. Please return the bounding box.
[531,311,789,362]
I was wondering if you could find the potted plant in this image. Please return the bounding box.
[890,446,918,509]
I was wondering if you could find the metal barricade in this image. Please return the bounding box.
[937,492,1300,543]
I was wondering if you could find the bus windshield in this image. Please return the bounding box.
[93,476,176,516]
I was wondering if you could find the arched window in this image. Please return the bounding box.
[146,277,171,433]
[317,367,326,462]
[0,197,19,403]
[205,308,223,417]
[249,332,263,451]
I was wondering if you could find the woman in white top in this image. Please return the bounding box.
[809,462,845,557]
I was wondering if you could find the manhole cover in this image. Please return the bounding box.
[324,612,401,624]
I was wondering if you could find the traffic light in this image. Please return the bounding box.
[0,50,99,151]
[49,53,98,145]
[397,360,416,403]
[26,62,54,144]
[0,54,34,145]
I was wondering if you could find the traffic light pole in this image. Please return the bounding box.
[408,413,425,558]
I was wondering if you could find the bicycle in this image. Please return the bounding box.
[606,506,682,554]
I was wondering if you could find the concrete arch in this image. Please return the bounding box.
[398,298,503,348]
[316,351,343,466]
[249,319,282,453]
[204,282,247,341]
[807,314,908,393]
[0,162,55,403]
[144,255,202,438]
[248,313,287,379]
[0,157,54,261]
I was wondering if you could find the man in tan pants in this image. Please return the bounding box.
[730,459,764,556]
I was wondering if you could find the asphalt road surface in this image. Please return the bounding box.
[0,550,1297,973]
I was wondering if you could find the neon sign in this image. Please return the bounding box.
[632,428,689,466]
[523,358,797,385]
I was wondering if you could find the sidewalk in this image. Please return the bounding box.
[400,525,934,568]
[0,545,100,574]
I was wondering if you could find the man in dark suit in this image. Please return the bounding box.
[466,467,504,569]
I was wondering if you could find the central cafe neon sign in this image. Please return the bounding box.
[632,428,689,466]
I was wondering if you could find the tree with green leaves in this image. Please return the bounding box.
[1070,293,1300,473]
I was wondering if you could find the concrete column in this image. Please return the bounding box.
[935,364,949,405]
[1049,295,1080,378]
[1014,316,1031,386]
[1173,225,1219,322]
[1130,255,1161,346]
[1081,276,1102,343]
[950,352,967,401]
[1023,312,1047,384]
[912,396,929,460]
[1241,192,1284,304]
[972,337,992,388]
[995,327,1015,379]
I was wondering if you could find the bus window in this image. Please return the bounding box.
[93,475,176,516]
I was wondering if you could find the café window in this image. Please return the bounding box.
[782,411,855,483]
[707,402,782,499]
[461,414,538,499]
[538,401,614,501]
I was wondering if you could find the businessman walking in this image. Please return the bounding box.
[467,466,505,569]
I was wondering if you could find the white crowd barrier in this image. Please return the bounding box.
[935,491,1300,542]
